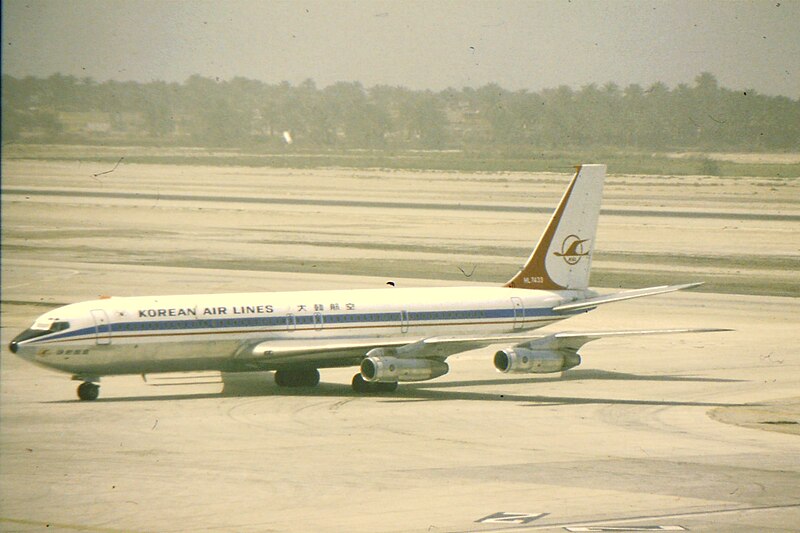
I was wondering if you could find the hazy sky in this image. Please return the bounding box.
[3,0,799,97]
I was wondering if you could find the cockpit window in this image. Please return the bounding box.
[31,321,70,332]
[30,319,69,333]
[12,320,71,344]
[15,321,71,343]
[50,321,70,332]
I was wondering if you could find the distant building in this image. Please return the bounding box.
[57,111,112,134]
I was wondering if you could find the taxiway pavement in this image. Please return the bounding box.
[1,161,798,532]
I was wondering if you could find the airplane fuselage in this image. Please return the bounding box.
[11,286,589,378]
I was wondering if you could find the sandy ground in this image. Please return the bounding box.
[1,160,799,532]
[2,160,798,296]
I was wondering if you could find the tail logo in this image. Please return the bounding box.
[553,235,590,265]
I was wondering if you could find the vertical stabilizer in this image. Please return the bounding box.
[506,164,606,290]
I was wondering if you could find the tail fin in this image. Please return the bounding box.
[506,164,606,291]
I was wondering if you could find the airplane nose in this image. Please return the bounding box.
[9,328,48,354]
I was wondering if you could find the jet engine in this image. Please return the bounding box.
[493,347,581,374]
[360,356,449,383]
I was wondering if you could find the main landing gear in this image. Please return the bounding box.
[274,368,321,388]
[77,381,100,401]
[351,374,398,393]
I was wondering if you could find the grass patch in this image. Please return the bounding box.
[4,144,799,178]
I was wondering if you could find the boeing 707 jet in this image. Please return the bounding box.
[9,164,724,400]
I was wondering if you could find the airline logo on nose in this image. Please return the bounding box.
[553,234,590,265]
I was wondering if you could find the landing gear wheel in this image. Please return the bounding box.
[351,373,369,392]
[77,382,99,401]
[303,368,320,387]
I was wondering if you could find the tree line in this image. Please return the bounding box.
[2,72,798,151]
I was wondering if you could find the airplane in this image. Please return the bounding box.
[8,164,726,400]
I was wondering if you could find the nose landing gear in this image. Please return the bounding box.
[73,375,100,401]
[77,381,100,401]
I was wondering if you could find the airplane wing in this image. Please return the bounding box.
[414,327,730,355]
[544,327,730,349]
[241,332,549,366]
[552,282,704,313]
[237,327,728,370]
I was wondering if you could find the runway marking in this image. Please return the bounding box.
[476,512,548,524]
[458,503,800,532]
[564,527,686,532]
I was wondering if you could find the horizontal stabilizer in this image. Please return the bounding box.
[553,282,704,313]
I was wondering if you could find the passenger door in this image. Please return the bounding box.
[400,310,410,333]
[90,309,112,345]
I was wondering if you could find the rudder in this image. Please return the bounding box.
[506,164,606,290]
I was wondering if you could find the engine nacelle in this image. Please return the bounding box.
[493,347,581,374]
[360,356,449,383]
